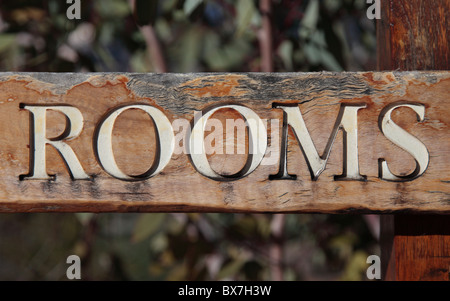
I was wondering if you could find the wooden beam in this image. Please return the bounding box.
[378,0,450,281]
[0,72,448,213]
[377,0,449,71]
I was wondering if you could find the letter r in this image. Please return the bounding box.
[20,105,89,180]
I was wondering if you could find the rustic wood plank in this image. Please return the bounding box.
[378,0,450,281]
[0,71,448,213]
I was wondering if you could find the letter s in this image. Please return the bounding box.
[378,103,429,181]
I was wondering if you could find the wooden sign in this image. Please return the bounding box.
[0,71,448,213]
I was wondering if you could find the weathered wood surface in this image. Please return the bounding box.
[378,0,450,281]
[377,0,449,71]
[0,71,448,213]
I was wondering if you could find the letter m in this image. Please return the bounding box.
[270,103,366,181]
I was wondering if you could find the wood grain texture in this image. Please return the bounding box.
[381,215,450,280]
[378,0,450,281]
[377,0,450,71]
[0,71,448,213]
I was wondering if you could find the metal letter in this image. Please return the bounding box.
[270,103,366,181]
[188,104,267,180]
[95,104,174,181]
[21,105,89,180]
[378,103,429,181]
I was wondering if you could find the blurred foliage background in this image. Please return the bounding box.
[0,0,379,280]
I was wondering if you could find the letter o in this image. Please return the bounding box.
[188,104,267,180]
[95,104,174,181]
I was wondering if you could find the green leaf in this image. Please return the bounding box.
[299,0,320,39]
[256,216,271,239]
[278,40,294,71]
[304,32,343,71]
[340,250,369,281]
[183,0,203,16]
[166,262,188,280]
[310,30,327,47]
[97,0,131,19]
[149,233,168,253]
[329,233,358,260]
[155,19,172,43]
[132,213,166,243]
[324,0,343,14]
[75,213,94,226]
[217,259,246,280]
[161,0,179,13]
[172,26,203,72]
[236,0,256,37]
[204,34,252,71]
[0,34,16,53]
[304,43,321,65]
